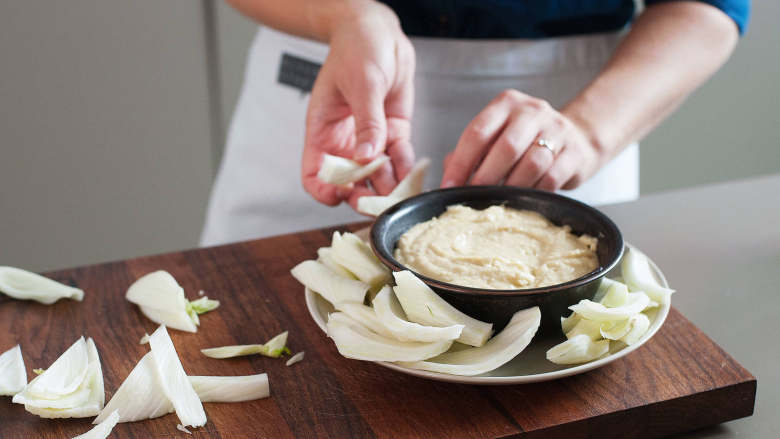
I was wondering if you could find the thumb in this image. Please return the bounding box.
[348,73,388,163]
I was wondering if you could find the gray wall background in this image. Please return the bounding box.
[1,1,778,272]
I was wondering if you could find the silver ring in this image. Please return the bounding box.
[536,138,556,154]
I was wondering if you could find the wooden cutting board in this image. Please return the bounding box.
[0,223,756,438]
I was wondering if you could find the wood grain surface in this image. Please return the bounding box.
[0,223,756,438]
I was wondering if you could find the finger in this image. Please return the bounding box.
[440,98,512,188]
[536,146,579,192]
[386,137,415,182]
[344,69,389,163]
[505,135,559,188]
[470,113,541,186]
[369,160,397,196]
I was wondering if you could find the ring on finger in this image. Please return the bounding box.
[535,138,557,155]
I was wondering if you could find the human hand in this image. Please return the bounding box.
[440,89,606,192]
[302,2,415,210]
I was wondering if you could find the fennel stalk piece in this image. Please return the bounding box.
[189,374,270,402]
[201,331,290,359]
[335,302,397,339]
[286,352,305,366]
[392,270,492,347]
[568,292,650,322]
[326,312,453,362]
[330,232,390,288]
[317,154,389,186]
[0,345,27,396]
[357,158,430,216]
[0,266,84,304]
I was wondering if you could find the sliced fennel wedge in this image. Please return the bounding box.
[330,232,390,288]
[622,247,675,304]
[546,334,610,365]
[357,158,430,216]
[317,247,356,279]
[126,271,219,333]
[0,345,27,396]
[73,409,119,439]
[372,285,463,342]
[13,337,104,418]
[568,292,650,322]
[201,331,290,359]
[291,260,368,305]
[392,270,493,347]
[398,306,540,376]
[618,313,651,345]
[565,317,604,341]
[0,266,84,304]
[189,374,270,402]
[147,325,206,428]
[326,312,453,362]
[317,154,389,186]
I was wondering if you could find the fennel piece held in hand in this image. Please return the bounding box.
[12,337,104,418]
[201,331,291,359]
[357,158,430,216]
[0,345,27,396]
[0,266,84,304]
[317,154,389,186]
[125,270,219,333]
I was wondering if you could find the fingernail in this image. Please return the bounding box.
[355,143,373,160]
[441,180,457,188]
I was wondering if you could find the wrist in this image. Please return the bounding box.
[315,0,400,42]
[562,100,613,164]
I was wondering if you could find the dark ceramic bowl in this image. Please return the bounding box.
[370,186,624,334]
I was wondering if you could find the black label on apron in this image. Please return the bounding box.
[277,53,321,94]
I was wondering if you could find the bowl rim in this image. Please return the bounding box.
[370,186,625,297]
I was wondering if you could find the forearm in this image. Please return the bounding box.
[225,0,397,42]
[563,1,739,161]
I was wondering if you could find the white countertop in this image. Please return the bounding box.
[600,173,780,438]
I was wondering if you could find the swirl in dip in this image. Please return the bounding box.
[394,205,599,290]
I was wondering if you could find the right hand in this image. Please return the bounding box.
[302,2,416,210]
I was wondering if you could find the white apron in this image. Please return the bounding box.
[200,27,639,246]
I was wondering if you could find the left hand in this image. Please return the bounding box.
[440,89,604,192]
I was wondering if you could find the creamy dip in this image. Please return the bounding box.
[394,205,599,290]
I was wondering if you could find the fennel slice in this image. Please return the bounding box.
[73,409,119,439]
[568,292,650,322]
[565,317,603,341]
[317,247,357,279]
[598,279,629,307]
[398,306,540,376]
[286,352,305,366]
[546,334,610,365]
[330,232,391,288]
[0,345,27,396]
[291,260,369,306]
[621,247,675,304]
[139,305,197,333]
[326,312,453,362]
[372,285,463,342]
[334,302,397,339]
[93,352,173,424]
[356,158,431,216]
[147,325,206,428]
[0,266,84,304]
[188,374,270,402]
[316,154,389,186]
[392,270,493,347]
[619,313,651,345]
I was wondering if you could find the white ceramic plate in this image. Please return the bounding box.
[304,244,670,385]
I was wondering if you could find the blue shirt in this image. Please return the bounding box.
[379,0,750,39]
